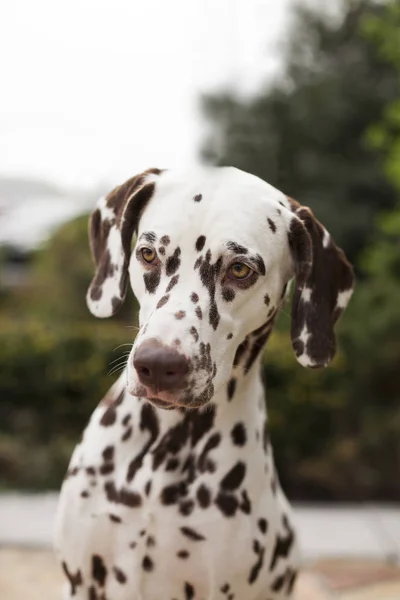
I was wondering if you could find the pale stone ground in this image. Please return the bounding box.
[2,548,400,600]
[0,547,329,600]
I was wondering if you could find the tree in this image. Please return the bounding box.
[30,215,138,322]
[201,0,399,265]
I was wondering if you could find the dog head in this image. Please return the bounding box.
[87,167,354,409]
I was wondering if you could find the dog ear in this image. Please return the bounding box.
[87,168,162,318]
[287,198,354,368]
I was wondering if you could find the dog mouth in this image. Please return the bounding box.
[127,381,206,411]
[140,387,184,410]
[147,396,176,410]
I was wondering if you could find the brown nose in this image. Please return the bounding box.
[133,339,189,392]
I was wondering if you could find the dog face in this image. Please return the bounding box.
[87,167,354,409]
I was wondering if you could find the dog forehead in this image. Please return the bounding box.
[137,167,290,251]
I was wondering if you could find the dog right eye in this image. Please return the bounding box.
[141,248,157,263]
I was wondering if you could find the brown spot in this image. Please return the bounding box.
[144,536,154,549]
[180,526,205,541]
[195,236,206,252]
[142,556,154,571]
[264,293,270,306]
[92,555,107,587]
[99,463,114,476]
[197,484,211,508]
[231,422,246,446]
[102,446,114,461]
[179,499,195,516]
[222,288,235,302]
[104,481,142,508]
[166,247,181,276]
[220,461,246,491]
[185,582,195,599]
[100,406,117,427]
[109,514,121,523]
[160,235,170,245]
[156,294,170,309]
[190,292,199,303]
[267,218,277,233]
[100,386,124,408]
[227,378,236,401]
[215,492,238,517]
[269,515,295,571]
[233,339,249,367]
[254,254,266,275]
[190,326,199,342]
[140,231,157,244]
[193,194,202,202]
[62,562,83,596]
[166,274,179,293]
[122,414,131,426]
[121,426,132,441]
[227,241,248,254]
[113,566,127,584]
[258,518,268,534]
[195,306,203,320]
[143,269,161,294]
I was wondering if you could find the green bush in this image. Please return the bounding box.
[1,309,399,500]
[0,317,131,489]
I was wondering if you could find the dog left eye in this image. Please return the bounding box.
[229,262,252,280]
[141,248,157,263]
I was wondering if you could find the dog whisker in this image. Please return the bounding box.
[108,352,131,367]
[113,343,134,352]
[107,360,129,376]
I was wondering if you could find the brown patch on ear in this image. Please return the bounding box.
[89,208,106,265]
[87,168,163,318]
[288,203,354,368]
[121,183,156,256]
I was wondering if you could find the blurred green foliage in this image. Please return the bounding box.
[0,216,136,490]
[201,0,400,500]
[201,0,400,265]
[0,318,124,489]
[1,0,400,500]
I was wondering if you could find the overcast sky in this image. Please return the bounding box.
[0,0,297,190]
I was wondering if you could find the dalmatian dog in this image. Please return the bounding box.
[54,167,354,600]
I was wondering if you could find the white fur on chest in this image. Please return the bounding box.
[54,376,299,600]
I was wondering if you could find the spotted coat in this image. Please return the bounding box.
[55,166,354,600]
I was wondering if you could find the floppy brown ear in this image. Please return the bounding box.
[287,199,354,368]
[87,168,162,318]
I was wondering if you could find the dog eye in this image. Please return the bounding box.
[141,248,157,263]
[229,262,252,280]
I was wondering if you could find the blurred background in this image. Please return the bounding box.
[1,0,400,506]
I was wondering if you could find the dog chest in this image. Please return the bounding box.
[55,401,299,599]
